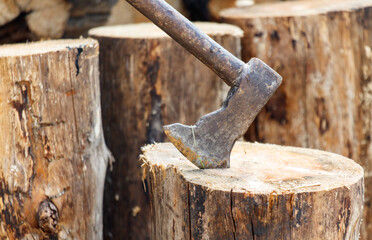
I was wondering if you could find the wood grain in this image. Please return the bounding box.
[142,142,364,240]
[0,39,111,239]
[220,1,372,237]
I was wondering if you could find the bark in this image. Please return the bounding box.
[220,1,372,238]
[142,142,364,240]
[89,22,242,240]
[0,39,111,239]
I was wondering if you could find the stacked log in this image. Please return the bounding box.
[0,0,117,43]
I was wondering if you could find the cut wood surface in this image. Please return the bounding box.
[220,0,372,238]
[0,39,111,239]
[142,142,364,240]
[89,22,243,240]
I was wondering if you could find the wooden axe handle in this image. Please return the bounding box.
[126,0,245,87]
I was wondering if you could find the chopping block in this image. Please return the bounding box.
[141,142,364,240]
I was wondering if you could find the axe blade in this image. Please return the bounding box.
[164,58,282,169]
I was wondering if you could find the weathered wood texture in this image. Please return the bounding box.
[142,142,364,240]
[220,0,372,238]
[0,39,111,239]
[0,0,117,43]
[89,22,242,240]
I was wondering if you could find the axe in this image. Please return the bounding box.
[126,0,282,168]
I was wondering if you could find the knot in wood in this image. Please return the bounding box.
[37,200,59,233]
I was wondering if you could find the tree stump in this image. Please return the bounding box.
[141,142,364,240]
[0,39,111,239]
[220,0,372,237]
[88,22,243,240]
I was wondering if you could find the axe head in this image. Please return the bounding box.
[164,58,282,169]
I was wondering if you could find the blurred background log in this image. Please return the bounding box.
[0,0,116,43]
[89,22,242,240]
[107,0,236,24]
[220,0,372,238]
[142,142,364,240]
[0,0,186,43]
[0,0,302,44]
[0,39,111,239]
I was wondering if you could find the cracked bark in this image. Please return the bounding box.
[230,189,237,240]
[142,142,364,239]
[89,22,242,240]
[0,39,111,239]
[220,1,372,238]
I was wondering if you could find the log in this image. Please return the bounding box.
[0,39,111,239]
[220,0,372,237]
[0,0,72,42]
[88,22,243,240]
[25,0,71,39]
[64,0,118,38]
[0,0,21,26]
[0,0,117,43]
[141,142,364,239]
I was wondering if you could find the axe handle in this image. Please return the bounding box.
[126,0,244,87]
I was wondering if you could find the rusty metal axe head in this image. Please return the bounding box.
[164,58,282,168]
[126,0,282,168]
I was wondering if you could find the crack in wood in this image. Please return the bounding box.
[187,183,191,240]
[230,189,237,240]
[75,47,83,76]
[11,80,40,197]
[39,120,66,128]
[250,214,255,240]
[145,52,165,144]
